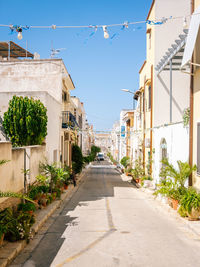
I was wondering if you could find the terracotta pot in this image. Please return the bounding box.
[0,233,4,247]
[135,179,139,183]
[187,208,200,221]
[27,210,33,215]
[52,193,57,200]
[172,199,179,210]
[40,198,47,207]
[64,184,68,190]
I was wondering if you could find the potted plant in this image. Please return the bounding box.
[168,188,180,210]
[131,158,145,183]
[17,202,36,215]
[180,187,200,220]
[0,208,13,246]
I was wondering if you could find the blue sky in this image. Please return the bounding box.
[0,0,152,131]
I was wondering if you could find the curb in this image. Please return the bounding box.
[140,187,200,238]
[121,173,200,238]
[0,169,87,267]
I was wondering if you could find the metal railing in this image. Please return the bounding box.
[62,111,79,129]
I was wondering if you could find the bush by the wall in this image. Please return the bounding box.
[3,96,48,147]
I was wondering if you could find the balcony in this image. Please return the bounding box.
[62,111,79,129]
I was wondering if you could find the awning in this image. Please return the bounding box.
[0,41,33,58]
[155,29,188,74]
[181,5,200,68]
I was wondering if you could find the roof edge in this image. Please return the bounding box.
[146,0,155,20]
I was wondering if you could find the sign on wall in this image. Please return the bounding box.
[121,126,125,137]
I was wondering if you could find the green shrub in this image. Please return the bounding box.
[120,156,130,169]
[131,158,145,180]
[17,202,36,212]
[3,96,47,147]
[180,187,200,213]
[72,144,84,174]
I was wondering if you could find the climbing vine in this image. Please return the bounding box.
[183,107,190,127]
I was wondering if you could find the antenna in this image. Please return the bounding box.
[50,41,66,58]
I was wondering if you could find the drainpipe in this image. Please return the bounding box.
[150,65,153,174]
[189,0,194,186]
[143,80,146,170]
[170,60,173,123]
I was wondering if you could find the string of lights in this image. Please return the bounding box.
[76,120,184,135]
[0,13,192,40]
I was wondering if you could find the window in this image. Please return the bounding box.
[197,123,200,174]
[148,85,151,109]
[64,92,67,101]
[74,108,77,118]
[143,92,145,113]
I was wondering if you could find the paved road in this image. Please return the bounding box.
[11,161,200,267]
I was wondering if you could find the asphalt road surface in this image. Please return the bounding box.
[11,161,200,267]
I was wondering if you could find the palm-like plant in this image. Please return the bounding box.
[0,191,35,204]
[160,158,196,187]
[0,159,9,166]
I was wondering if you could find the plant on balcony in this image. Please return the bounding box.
[3,96,48,147]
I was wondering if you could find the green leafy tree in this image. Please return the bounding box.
[90,145,101,161]
[3,96,48,147]
[72,144,84,174]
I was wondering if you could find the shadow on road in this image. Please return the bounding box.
[23,161,135,267]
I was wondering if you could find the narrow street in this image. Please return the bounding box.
[11,162,200,267]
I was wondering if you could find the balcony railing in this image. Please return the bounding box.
[62,111,79,129]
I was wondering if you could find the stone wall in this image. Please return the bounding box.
[0,142,46,209]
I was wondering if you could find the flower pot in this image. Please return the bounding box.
[27,210,33,215]
[172,199,179,210]
[52,192,57,200]
[0,233,5,247]
[61,187,64,193]
[64,184,68,190]
[187,208,200,221]
[135,178,140,183]
[40,198,47,207]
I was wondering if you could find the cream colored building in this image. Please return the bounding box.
[138,0,191,182]
[181,0,200,189]
[0,43,76,166]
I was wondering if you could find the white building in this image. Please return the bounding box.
[94,133,112,154]
[111,121,120,162]
[119,109,131,161]
[0,43,75,164]
[149,0,191,182]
